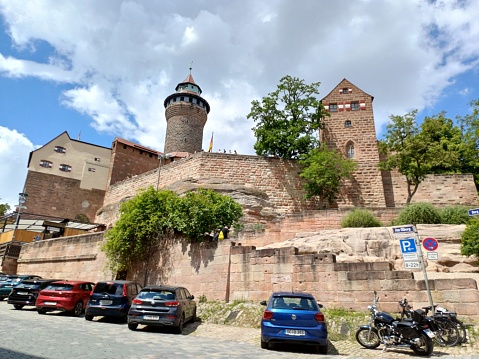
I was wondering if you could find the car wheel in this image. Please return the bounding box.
[72,301,83,317]
[85,314,94,321]
[317,344,328,354]
[128,323,138,331]
[174,314,184,334]
[37,309,46,315]
[260,339,269,349]
[14,304,24,310]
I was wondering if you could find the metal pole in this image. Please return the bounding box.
[413,224,434,308]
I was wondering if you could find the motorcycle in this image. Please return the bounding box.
[356,291,436,356]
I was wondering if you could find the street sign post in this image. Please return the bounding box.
[395,224,434,308]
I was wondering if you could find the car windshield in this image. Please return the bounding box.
[15,282,41,290]
[45,283,74,291]
[0,275,9,281]
[137,290,175,300]
[8,277,22,283]
[272,296,318,310]
[93,282,123,295]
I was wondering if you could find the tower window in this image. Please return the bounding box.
[59,164,72,172]
[345,120,352,128]
[342,88,349,94]
[88,167,96,172]
[329,103,338,112]
[54,146,66,153]
[351,101,360,111]
[94,157,101,162]
[40,160,53,168]
[180,96,184,101]
[347,144,355,159]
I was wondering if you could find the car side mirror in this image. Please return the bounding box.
[260,300,267,306]
[318,303,323,308]
[190,295,195,300]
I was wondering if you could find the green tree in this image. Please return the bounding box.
[0,200,10,216]
[457,99,479,189]
[102,187,243,272]
[248,75,328,159]
[378,110,464,204]
[299,145,356,204]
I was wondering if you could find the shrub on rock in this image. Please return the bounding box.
[341,208,382,228]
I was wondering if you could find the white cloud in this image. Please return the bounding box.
[0,0,478,153]
[0,127,33,210]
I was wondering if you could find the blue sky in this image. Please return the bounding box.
[1,0,479,209]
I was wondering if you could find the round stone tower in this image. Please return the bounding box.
[163,73,210,154]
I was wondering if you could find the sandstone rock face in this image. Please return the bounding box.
[259,224,479,276]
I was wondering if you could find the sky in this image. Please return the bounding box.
[1,0,479,210]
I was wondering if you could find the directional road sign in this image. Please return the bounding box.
[399,238,417,253]
[468,208,479,216]
[423,237,439,251]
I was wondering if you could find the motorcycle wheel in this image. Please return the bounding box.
[356,328,380,349]
[411,332,434,356]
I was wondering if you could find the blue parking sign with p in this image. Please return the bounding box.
[400,238,417,253]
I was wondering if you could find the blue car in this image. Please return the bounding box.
[260,291,328,354]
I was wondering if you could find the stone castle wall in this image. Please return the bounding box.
[24,171,105,223]
[16,232,479,319]
[98,151,478,227]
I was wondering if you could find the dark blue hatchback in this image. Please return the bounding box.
[260,291,328,354]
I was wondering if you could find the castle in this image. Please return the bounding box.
[6,74,479,318]
[19,73,478,229]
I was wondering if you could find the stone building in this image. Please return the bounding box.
[23,131,111,222]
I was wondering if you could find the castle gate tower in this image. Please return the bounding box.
[321,79,386,207]
[163,72,210,154]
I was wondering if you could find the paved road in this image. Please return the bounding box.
[0,301,478,359]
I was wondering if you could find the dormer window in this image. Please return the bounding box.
[54,146,66,153]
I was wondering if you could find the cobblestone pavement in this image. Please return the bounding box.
[0,302,478,358]
[187,323,479,358]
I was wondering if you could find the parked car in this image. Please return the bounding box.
[0,275,42,300]
[7,278,60,309]
[36,280,94,316]
[127,285,196,334]
[85,280,142,321]
[260,291,328,354]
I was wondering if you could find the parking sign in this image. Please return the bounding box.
[400,238,417,253]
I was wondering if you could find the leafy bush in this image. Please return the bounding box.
[439,206,471,224]
[461,219,479,258]
[394,202,441,225]
[341,208,382,228]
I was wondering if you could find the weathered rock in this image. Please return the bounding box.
[259,224,479,273]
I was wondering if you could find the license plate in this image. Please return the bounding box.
[285,329,305,336]
[143,315,159,321]
[44,301,57,305]
[100,300,113,305]
[17,292,29,296]
[424,329,435,338]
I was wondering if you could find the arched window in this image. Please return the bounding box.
[347,143,355,158]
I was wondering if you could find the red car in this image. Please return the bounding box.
[36,280,94,317]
